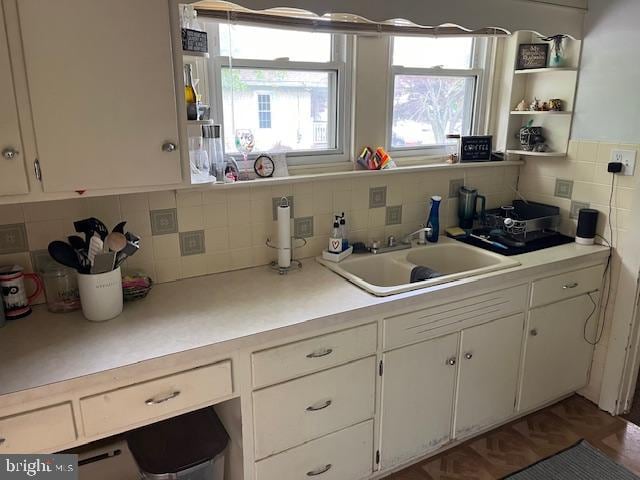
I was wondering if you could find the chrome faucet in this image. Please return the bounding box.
[402,226,433,245]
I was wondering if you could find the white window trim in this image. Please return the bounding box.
[206,22,353,166]
[386,37,493,158]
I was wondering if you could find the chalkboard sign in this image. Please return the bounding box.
[460,136,493,163]
[517,43,549,70]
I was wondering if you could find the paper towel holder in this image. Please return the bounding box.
[265,237,305,275]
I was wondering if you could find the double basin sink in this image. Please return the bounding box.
[317,237,521,296]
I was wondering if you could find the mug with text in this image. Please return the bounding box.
[0,265,43,320]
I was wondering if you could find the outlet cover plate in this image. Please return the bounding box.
[611,149,637,176]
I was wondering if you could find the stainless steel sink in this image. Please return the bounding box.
[317,237,521,296]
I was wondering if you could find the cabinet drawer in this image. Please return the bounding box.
[252,323,377,388]
[0,403,76,453]
[253,357,376,460]
[384,285,528,349]
[255,420,373,480]
[530,265,604,308]
[80,361,232,437]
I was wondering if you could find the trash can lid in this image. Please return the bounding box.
[127,407,229,474]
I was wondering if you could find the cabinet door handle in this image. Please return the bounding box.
[145,390,181,405]
[306,399,332,412]
[161,142,177,153]
[2,148,19,160]
[563,282,579,289]
[306,348,333,359]
[464,352,473,360]
[0,438,5,446]
[446,357,456,366]
[307,464,332,476]
[530,328,538,336]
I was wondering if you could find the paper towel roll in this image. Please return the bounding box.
[277,198,291,269]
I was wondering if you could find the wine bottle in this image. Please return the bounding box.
[184,64,198,120]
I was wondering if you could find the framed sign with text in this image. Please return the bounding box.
[517,43,549,70]
[460,136,493,162]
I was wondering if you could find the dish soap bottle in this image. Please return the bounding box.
[339,213,348,251]
[329,218,343,253]
[427,195,441,243]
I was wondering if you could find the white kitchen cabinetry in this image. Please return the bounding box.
[0,5,28,195]
[16,0,182,192]
[520,293,598,412]
[454,314,524,438]
[380,333,459,468]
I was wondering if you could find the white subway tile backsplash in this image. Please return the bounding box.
[148,191,176,210]
[0,205,25,225]
[177,206,204,231]
[152,233,180,260]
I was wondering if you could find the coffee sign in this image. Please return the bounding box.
[517,43,549,70]
[460,136,493,162]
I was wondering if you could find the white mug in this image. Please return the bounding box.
[77,268,123,322]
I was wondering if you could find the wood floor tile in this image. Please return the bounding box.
[383,395,640,480]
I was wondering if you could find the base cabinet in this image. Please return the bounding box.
[454,314,524,438]
[519,293,597,412]
[380,333,459,468]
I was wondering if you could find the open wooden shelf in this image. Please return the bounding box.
[507,150,567,158]
[514,67,578,75]
[182,50,210,58]
[510,111,572,116]
[186,119,214,125]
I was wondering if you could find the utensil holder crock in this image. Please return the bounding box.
[77,267,123,322]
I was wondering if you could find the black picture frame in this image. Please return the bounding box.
[460,136,493,163]
[517,43,549,70]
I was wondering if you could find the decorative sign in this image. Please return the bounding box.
[517,43,549,70]
[460,136,493,163]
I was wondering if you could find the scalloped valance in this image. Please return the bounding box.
[194,0,586,39]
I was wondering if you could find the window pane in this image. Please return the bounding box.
[219,24,331,62]
[393,37,473,69]
[392,75,475,148]
[222,68,335,153]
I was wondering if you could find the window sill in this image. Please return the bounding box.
[189,159,523,191]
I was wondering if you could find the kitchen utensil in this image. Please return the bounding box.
[87,234,104,266]
[48,241,83,271]
[68,235,86,251]
[458,186,486,230]
[42,267,81,313]
[0,265,43,320]
[115,241,140,268]
[470,234,508,250]
[125,231,141,245]
[106,231,127,253]
[78,267,123,322]
[91,252,117,274]
[113,221,127,234]
[74,217,109,244]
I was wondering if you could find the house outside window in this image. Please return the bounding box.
[257,93,272,129]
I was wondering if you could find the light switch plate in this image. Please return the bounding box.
[611,149,637,176]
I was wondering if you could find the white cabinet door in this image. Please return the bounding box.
[454,314,524,438]
[520,294,597,412]
[17,0,182,192]
[380,333,458,469]
[0,6,28,195]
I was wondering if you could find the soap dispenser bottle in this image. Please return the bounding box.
[427,195,441,243]
[339,213,348,251]
[329,218,343,253]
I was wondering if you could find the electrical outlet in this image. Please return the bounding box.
[611,149,637,176]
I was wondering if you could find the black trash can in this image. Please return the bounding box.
[127,407,229,480]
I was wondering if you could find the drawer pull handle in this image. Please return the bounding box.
[446,357,456,366]
[306,348,333,359]
[563,282,579,289]
[145,390,181,406]
[306,400,332,412]
[464,352,473,360]
[307,464,332,476]
[530,329,538,336]
[0,438,5,446]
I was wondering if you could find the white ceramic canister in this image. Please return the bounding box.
[77,267,123,322]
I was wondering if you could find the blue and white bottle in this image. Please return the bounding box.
[426,195,441,243]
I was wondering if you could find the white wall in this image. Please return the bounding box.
[572,0,640,143]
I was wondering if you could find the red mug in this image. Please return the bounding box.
[0,265,43,320]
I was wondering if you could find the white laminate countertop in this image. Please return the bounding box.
[0,242,609,397]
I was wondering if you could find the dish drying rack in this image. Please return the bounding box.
[482,201,561,241]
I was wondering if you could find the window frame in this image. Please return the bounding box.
[206,22,353,166]
[386,37,492,158]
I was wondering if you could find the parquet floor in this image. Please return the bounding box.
[384,395,640,479]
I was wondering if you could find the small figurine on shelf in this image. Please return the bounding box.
[541,102,550,111]
[529,98,541,111]
[515,99,528,112]
[518,119,548,152]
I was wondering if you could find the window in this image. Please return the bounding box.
[388,37,489,154]
[209,23,351,164]
[257,94,272,129]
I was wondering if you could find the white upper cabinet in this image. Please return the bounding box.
[16,0,182,192]
[0,5,28,195]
